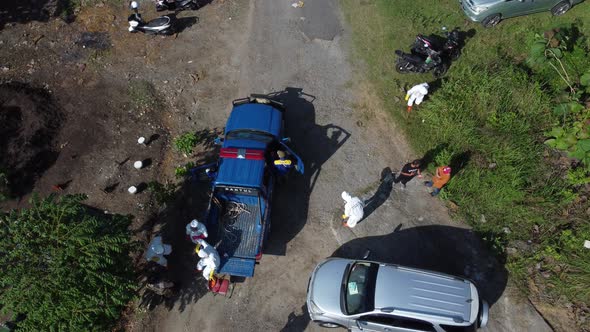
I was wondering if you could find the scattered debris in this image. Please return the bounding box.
[291,1,304,8]
[502,226,511,234]
[33,34,44,45]
[138,137,146,145]
[189,73,200,84]
[584,240,590,249]
[128,186,138,194]
[103,182,120,193]
[134,161,143,169]
[480,214,486,223]
[117,157,130,166]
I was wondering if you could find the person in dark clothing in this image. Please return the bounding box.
[394,159,422,188]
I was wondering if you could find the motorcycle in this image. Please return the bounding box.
[156,0,200,12]
[411,27,462,61]
[128,1,174,35]
[394,27,462,77]
[394,48,448,78]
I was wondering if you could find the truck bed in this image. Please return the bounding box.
[216,202,261,259]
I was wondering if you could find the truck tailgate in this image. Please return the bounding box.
[218,257,256,278]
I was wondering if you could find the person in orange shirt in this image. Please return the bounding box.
[424,166,451,196]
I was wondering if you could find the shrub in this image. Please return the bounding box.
[175,162,195,178]
[173,132,200,155]
[0,194,137,330]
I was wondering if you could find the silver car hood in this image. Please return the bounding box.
[309,258,350,315]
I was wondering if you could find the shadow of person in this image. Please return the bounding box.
[280,304,311,332]
[362,167,394,221]
[421,143,448,169]
[262,87,351,256]
[450,150,471,176]
[331,225,508,306]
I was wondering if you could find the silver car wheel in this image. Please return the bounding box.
[482,14,501,28]
[318,321,340,328]
[552,2,571,16]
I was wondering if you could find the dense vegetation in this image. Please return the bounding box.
[0,194,137,330]
[342,0,590,325]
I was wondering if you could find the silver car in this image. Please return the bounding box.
[460,0,584,28]
[307,258,489,331]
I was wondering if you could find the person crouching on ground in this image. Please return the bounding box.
[394,159,422,188]
[405,82,429,113]
[425,166,451,196]
[341,191,364,228]
[195,239,220,280]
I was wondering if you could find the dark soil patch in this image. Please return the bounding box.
[0,82,64,197]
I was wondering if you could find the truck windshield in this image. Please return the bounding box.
[226,130,274,144]
[343,262,377,315]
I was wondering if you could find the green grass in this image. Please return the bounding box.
[342,0,590,317]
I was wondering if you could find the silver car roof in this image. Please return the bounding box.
[375,264,477,324]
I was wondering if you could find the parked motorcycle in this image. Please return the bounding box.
[128,1,174,35]
[394,27,462,77]
[411,27,462,61]
[156,0,200,12]
[394,48,447,78]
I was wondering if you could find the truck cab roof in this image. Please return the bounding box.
[225,103,283,140]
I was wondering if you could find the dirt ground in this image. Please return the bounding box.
[0,0,572,331]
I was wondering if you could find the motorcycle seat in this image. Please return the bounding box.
[402,52,426,63]
[146,16,171,27]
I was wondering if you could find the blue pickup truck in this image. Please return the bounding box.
[204,95,304,279]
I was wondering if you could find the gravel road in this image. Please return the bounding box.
[147,1,553,331]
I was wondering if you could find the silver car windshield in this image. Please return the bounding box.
[344,262,377,315]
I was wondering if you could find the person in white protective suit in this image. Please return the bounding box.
[186,219,208,243]
[341,191,364,228]
[405,82,429,113]
[145,236,172,267]
[195,239,220,280]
